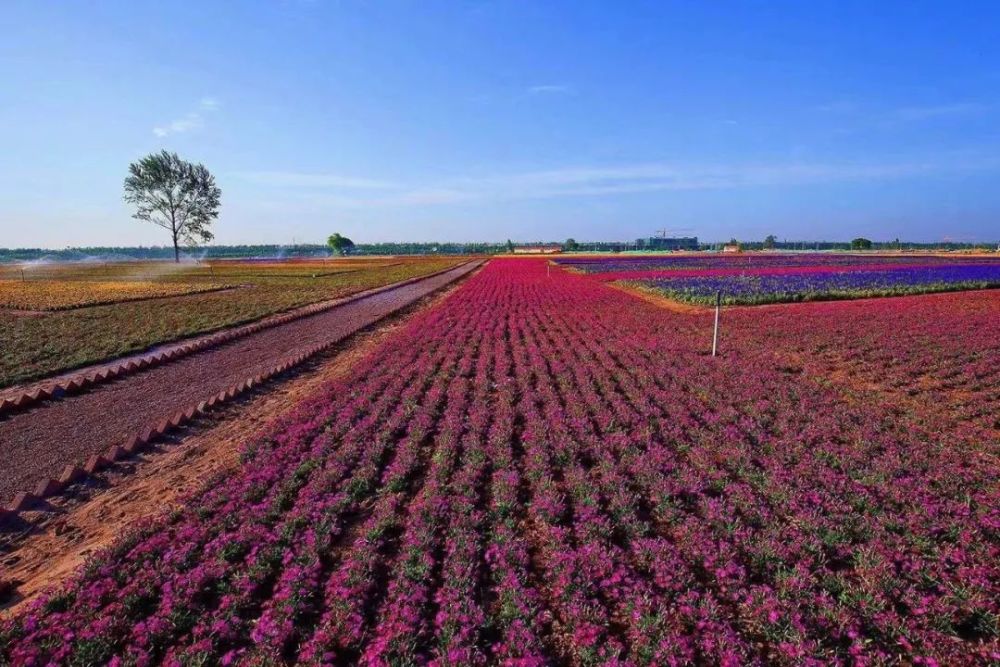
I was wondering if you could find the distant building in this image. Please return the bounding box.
[722,243,741,253]
[512,244,563,255]
[635,236,699,251]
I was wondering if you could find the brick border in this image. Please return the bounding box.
[0,260,483,523]
[0,261,474,419]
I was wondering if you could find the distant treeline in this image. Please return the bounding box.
[732,240,999,251]
[1,239,996,262]
[0,242,508,262]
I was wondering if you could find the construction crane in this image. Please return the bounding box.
[656,227,694,239]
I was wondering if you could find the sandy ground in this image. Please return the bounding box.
[0,271,476,616]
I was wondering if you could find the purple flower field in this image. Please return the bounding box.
[630,263,1000,305]
[555,253,1000,275]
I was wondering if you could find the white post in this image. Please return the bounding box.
[712,291,721,357]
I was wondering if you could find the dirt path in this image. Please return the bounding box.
[1,264,458,402]
[606,282,710,314]
[0,261,481,502]
[0,269,478,614]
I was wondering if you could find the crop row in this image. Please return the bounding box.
[2,259,997,665]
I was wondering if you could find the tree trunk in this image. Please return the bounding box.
[170,210,180,263]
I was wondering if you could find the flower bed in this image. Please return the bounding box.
[2,259,997,664]
[625,263,1000,305]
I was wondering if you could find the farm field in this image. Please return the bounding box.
[0,261,482,504]
[557,254,1000,305]
[3,258,996,665]
[0,257,461,388]
[0,280,235,311]
[0,258,398,282]
[725,290,1000,440]
[6,3,1000,665]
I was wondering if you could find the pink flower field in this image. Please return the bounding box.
[2,259,998,665]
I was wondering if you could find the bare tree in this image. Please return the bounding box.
[123,150,221,262]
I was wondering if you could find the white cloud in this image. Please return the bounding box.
[893,102,988,121]
[234,155,999,210]
[527,84,573,95]
[153,113,203,137]
[392,187,476,205]
[152,96,221,137]
[233,171,395,189]
[816,100,993,124]
[815,100,859,114]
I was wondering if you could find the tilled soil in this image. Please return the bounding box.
[0,262,480,501]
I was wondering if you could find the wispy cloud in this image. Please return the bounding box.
[153,97,221,137]
[815,100,859,114]
[235,155,999,209]
[233,171,395,189]
[453,162,932,198]
[392,187,475,205]
[527,84,574,95]
[153,114,202,138]
[893,102,989,121]
[815,99,994,123]
[468,84,575,106]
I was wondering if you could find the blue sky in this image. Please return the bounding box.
[2,1,999,248]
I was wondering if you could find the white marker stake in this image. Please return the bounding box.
[712,291,721,357]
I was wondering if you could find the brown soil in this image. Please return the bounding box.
[0,268,478,615]
[607,282,710,315]
[0,309,48,317]
[0,262,480,501]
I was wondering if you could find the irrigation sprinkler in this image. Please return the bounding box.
[711,290,721,357]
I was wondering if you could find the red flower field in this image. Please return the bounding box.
[2,259,997,665]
